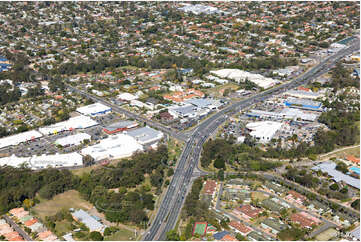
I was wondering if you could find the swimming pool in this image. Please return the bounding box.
[350,166,360,175]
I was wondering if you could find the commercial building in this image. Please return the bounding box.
[169,105,197,118]
[312,162,360,189]
[0,130,43,149]
[279,108,318,122]
[284,98,323,111]
[81,133,143,161]
[29,152,83,169]
[185,98,222,110]
[246,121,283,143]
[76,102,112,116]
[71,209,107,233]
[39,115,98,135]
[285,90,322,100]
[103,121,138,134]
[210,69,278,89]
[55,133,91,147]
[247,108,318,122]
[0,151,83,169]
[126,126,164,145]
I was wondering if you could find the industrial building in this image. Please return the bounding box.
[0,130,43,149]
[284,98,323,111]
[81,133,143,161]
[76,102,112,116]
[126,126,164,145]
[312,162,360,189]
[246,121,283,143]
[103,121,138,134]
[39,115,98,135]
[55,133,91,147]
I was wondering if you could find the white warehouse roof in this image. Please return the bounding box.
[76,102,111,116]
[29,152,83,169]
[0,130,43,149]
[0,155,31,168]
[285,90,322,100]
[39,115,98,135]
[210,69,278,89]
[0,152,83,170]
[126,126,164,145]
[246,121,283,143]
[55,133,91,146]
[81,133,143,161]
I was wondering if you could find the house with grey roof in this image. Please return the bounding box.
[260,218,289,234]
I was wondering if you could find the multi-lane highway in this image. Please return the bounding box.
[144,38,360,240]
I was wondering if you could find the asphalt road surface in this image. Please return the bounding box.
[143,38,360,241]
[66,85,189,142]
[3,215,32,241]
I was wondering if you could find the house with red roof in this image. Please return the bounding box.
[229,221,253,236]
[234,205,263,221]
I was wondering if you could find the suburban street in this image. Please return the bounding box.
[2,215,32,241]
[143,38,360,241]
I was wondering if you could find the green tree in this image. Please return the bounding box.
[166,230,180,241]
[89,231,103,241]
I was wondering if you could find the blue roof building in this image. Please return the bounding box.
[284,98,322,111]
[213,231,229,240]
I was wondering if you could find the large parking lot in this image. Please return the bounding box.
[0,125,106,157]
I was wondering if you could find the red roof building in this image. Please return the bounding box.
[221,234,238,241]
[229,221,253,236]
[237,205,263,219]
[24,218,38,227]
[203,180,217,196]
[290,212,320,229]
[346,155,360,164]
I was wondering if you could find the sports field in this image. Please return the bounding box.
[193,222,207,236]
